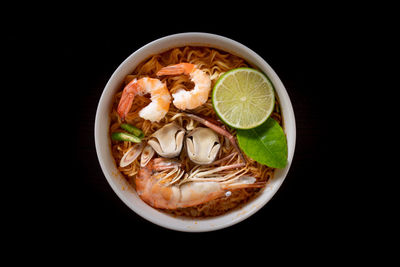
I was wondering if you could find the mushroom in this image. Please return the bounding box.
[120,143,144,167]
[140,144,155,167]
[186,127,220,165]
[147,122,185,158]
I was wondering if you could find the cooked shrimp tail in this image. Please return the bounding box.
[156,63,195,76]
[117,78,171,122]
[157,63,211,110]
[117,78,138,121]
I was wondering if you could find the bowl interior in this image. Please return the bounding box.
[95,33,296,232]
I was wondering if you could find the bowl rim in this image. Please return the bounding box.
[95,32,296,232]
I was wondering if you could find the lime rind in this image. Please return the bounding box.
[212,68,275,129]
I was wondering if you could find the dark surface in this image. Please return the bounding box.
[5,3,396,262]
[6,17,370,257]
[66,28,334,242]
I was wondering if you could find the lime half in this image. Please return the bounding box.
[212,68,275,129]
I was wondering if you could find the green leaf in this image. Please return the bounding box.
[236,117,288,168]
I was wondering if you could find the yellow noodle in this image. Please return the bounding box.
[109,46,282,217]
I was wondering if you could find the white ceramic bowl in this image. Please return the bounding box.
[95,32,296,232]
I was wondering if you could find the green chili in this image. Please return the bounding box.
[120,123,144,138]
[111,132,142,143]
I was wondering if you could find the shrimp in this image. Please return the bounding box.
[135,158,265,209]
[157,63,211,110]
[117,77,171,122]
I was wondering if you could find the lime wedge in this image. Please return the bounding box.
[212,68,275,129]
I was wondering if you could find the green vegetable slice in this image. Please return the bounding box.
[237,117,287,168]
[111,132,142,143]
[120,123,144,138]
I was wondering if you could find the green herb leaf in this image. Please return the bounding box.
[236,117,288,168]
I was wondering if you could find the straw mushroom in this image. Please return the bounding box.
[186,127,220,165]
[147,122,185,158]
[140,144,155,167]
[120,143,144,167]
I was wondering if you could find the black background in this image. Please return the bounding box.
[67,28,338,243]
[5,6,387,260]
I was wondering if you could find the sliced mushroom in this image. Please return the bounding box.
[140,144,155,167]
[186,127,220,165]
[120,142,144,167]
[147,122,185,158]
